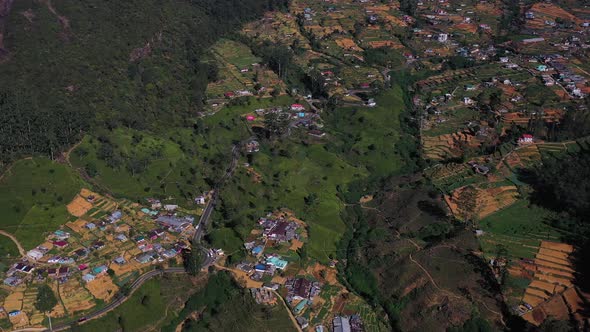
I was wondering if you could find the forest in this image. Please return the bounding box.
[0,0,288,167]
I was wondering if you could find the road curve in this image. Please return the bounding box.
[47,268,185,332]
[0,230,26,257]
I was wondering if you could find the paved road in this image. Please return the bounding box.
[46,268,185,332]
[193,144,239,244]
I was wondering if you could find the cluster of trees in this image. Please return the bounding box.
[0,0,288,166]
[528,150,590,291]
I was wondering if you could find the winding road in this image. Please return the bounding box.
[0,230,25,257]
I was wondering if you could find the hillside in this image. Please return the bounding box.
[0,0,287,166]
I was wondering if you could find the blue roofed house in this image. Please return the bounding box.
[266,256,288,270]
[82,274,95,283]
[254,264,267,272]
[92,265,108,275]
[293,299,308,314]
[109,211,123,223]
[251,245,264,256]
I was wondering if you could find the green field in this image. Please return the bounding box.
[213,39,262,69]
[0,158,84,250]
[478,200,562,259]
[211,88,405,262]
[70,128,223,204]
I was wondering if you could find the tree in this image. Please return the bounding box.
[35,284,58,313]
[183,243,203,276]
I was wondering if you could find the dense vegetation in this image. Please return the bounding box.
[34,284,58,313]
[528,150,590,291]
[163,271,296,332]
[0,0,288,167]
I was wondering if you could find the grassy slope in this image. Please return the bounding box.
[70,128,217,202]
[76,278,166,332]
[478,200,561,259]
[212,88,405,262]
[0,158,84,250]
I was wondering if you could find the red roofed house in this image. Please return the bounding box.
[518,134,534,144]
[291,104,305,111]
[53,241,69,248]
[224,92,235,98]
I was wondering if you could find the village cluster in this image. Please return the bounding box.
[0,189,208,327]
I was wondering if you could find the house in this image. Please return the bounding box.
[135,235,146,243]
[136,252,155,264]
[438,33,448,42]
[109,211,122,223]
[525,11,535,19]
[3,277,22,287]
[518,134,534,144]
[224,91,235,98]
[296,316,309,329]
[85,223,96,230]
[116,234,128,242]
[157,216,191,230]
[333,316,352,332]
[53,230,70,240]
[57,267,69,278]
[82,274,95,283]
[294,299,308,314]
[266,256,288,270]
[537,65,548,72]
[162,249,177,259]
[464,84,477,91]
[92,241,105,250]
[291,104,305,112]
[74,248,88,258]
[8,310,21,317]
[78,264,88,271]
[164,204,178,211]
[92,265,108,275]
[194,196,206,205]
[53,240,69,249]
[254,264,268,273]
[499,57,509,63]
[114,257,126,265]
[287,278,312,300]
[27,249,44,261]
[463,97,473,105]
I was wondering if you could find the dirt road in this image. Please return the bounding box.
[0,230,25,257]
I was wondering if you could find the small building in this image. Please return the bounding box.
[296,316,309,329]
[537,65,548,72]
[136,252,155,264]
[3,277,22,287]
[333,316,351,332]
[53,230,70,240]
[85,223,96,230]
[92,265,108,275]
[164,204,178,211]
[291,104,305,112]
[8,310,21,317]
[82,274,95,283]
[116,234,128,242]
[53,240,69,248]
[114,256,126,265]
[27,249,44,261]
[78,264,88,271]
[194,196,206,205]
[92,241,105,250]
[266,256,288,270]
[293,299,308,314]
[518,134,534,144]
[252,245,264,256]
